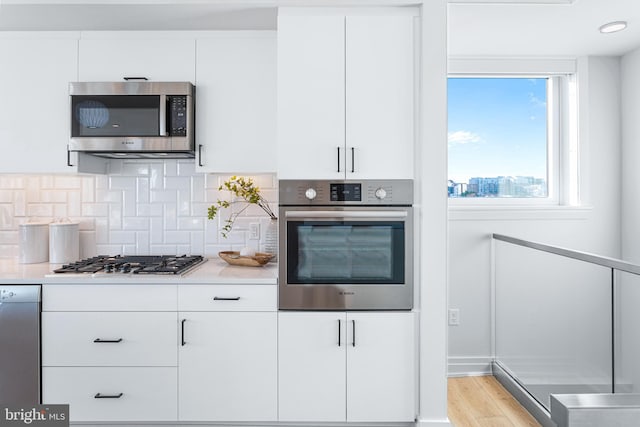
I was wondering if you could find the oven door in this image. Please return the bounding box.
[278,207,413,310]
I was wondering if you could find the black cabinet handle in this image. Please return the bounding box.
[338,319,341,347]
[67,148,73,167]
[93,338,123,343]
[181,319,186,346]
[198,144,203,167]
[352,319,356,347]
[337,146,341,172]
[94,393,123,399]
[213,296,241,301]
[350,147,355,173]
[123,77,148,81]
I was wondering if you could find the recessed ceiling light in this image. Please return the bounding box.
[599,21,627,34]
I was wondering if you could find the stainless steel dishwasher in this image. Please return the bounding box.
[0,285,41,404]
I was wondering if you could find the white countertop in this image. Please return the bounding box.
[0,257,278,285]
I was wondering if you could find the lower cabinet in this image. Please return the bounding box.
[178,312,278,421]
[278,311,416,423]
[43,367,177,422]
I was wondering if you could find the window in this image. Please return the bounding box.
[447,59,578,205]
[448,77,550,199]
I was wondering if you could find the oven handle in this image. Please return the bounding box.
[284,211,408,219]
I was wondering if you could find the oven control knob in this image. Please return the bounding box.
[374,188,387,200]
[305,188,317,200]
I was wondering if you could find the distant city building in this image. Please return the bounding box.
[449,176,547,198]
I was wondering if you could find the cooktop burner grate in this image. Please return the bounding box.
[53,255,205,275]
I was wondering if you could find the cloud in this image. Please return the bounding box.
[448,130,482,146]
[528,92,546,108]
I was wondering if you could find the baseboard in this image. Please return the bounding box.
[447,356,493,377]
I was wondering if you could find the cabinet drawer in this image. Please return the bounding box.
[178,285,277,311]
[42,312,177,366]
[42,367,177,422]
[43,284,177,311]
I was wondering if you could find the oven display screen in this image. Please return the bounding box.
[330,183,361,201]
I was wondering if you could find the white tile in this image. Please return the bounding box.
[164,203,177,230]
[96,244,123,255]
[177,161,195,176]
[0,230,17,245]
[122,244,137,255]
[0,245,17,258]
[0,176,24,189]
[109,204,122,230]
[189,231,205,255]
[177,190,190,216]
[79,231,97,258]
[53,176,82,189]
[96,189,122,203]
[27,204,53,217]
[191,202,209,217]
[150,218,164,244]
[123,189,136,217]
[0,190,14,203]
[150,244,178,254]
[178,217,204,231]
[0,205,13,229]
[13,190,26,217]
[109,230,136,244]
[137,177,150,204]
[191,175,205,202]
[150,190,177,203]
[164,160,178,177]
[109,176,136,191]
[165,176,190,191]
[95,218,109,244]
[176,244,192,255]
[82,203,108,218]
[121,162,150,176]
[81,177,95,203]
[164,230,190,244]
[77,218,95,231]
[136,231,150,254]
[67,192,82,217]
[95,175,109,190]
[53,204,68,219]
[137,203,163,217]
[150,163,164,189]
[123,217,149,230]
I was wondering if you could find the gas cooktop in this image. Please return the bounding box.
[53,255,206,275]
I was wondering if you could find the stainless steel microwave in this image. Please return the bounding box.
[69,81,195,159]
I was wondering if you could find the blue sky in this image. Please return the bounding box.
[448,77,548,183]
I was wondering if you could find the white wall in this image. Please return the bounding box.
[447,56,622,375]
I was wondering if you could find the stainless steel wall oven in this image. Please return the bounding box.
[279,180,413,310]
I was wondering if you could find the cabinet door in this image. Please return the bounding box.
[178,312,277,421]
[78,32,195,82]
[0,34,78,173]
[346,15,415,179]
[277,13,346,179]
[346,312,416,422]
[278,312,347,422]
[195,34,276,173]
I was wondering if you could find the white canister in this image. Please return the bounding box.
[19,222,50,264]
[49,222,79,264]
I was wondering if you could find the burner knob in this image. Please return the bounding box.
[305,188,317,200]
[374,188,387,200]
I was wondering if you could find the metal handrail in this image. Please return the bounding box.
[493,233,640,276]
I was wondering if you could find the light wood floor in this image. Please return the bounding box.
[448,376,542,427]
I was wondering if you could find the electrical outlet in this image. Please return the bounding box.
[448,308,460,326]
[249,223,260,240]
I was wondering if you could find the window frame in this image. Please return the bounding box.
[447,58,578,208]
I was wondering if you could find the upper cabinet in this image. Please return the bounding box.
[78,32,196,82]
[277,8,417,180]
[0,33,80,173]
[195,33,277,173]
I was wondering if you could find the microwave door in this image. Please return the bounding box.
[159,94,167,137]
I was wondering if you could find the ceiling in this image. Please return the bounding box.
[448,0,640,57]
[0,0,639,57]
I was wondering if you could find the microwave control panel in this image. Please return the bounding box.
[169,96,188,136]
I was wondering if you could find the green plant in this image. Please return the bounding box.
[207,176,277,238]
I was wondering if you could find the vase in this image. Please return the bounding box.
[263,218,278,262]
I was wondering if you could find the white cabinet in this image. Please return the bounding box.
[78,32,196,82]
[278,311,416,422]
[42,284,178,423]
[178,285,277,422]
[0,33,79,173]
[195,33,277,173]
[277,9,416,179]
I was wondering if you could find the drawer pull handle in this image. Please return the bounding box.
[181,318,186,346]
[94,393,123,399]
[213,296,241,301]
[93,338,123,343]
